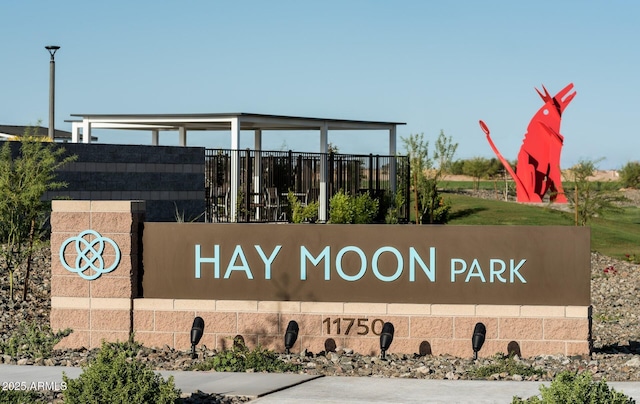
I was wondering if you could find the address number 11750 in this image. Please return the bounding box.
[322,317,385,336]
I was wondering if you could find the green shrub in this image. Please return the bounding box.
[63,341,180,404]
[470,353,544,379]
[190,343,300,373]
[416,179,452,224]
[104,335,143,357]
[172,201,204,223]
[385,191,405,224]
[512,371,634,403]
[0,321,72,359]
[0,389,42,404]
[329,190,378,224]
[328,190,353,223]
[287,191,319,223]
[620,161,640,189]
[353,193,379,224]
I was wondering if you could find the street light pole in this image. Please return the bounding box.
[45,45,60,141]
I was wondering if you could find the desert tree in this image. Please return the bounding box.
[565,158,626,226]
[462,157,492,191]
[402,130,457,224]
[0,127,76,301]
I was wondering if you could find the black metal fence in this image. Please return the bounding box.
[205,149,410,223]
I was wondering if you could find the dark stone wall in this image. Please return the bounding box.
[2,141,205,222]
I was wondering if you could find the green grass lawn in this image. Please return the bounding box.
[438,192,640,261]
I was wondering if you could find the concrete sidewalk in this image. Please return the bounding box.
[2,364,640,403]
[251,377,640,403]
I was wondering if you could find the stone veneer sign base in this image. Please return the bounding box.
[50,201,591,358]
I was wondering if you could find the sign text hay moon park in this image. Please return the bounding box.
[141,224,590,306]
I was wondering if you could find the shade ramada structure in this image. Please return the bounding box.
[67,112,405,222]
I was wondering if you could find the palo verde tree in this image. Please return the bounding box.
[402,130,457,224]
[564,158,626,226]
[0,127,76,301]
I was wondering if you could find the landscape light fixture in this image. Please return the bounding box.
[472,322,486,360]
[45,45,60,140]
[379,322,395,359]
[284,320,299,354]
[324,338,337,353]
[233,335,245,349]
[190,316,205,359]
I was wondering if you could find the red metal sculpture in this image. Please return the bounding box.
[480,83,576,203]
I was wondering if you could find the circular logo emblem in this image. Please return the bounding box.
[59,230,121,280]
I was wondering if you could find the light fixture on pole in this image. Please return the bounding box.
[45,45,60,141]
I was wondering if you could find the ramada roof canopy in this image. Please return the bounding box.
[67,112,405,154]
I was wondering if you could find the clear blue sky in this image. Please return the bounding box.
[1,1,638,168]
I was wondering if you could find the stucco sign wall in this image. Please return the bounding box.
[141,224,590,306]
